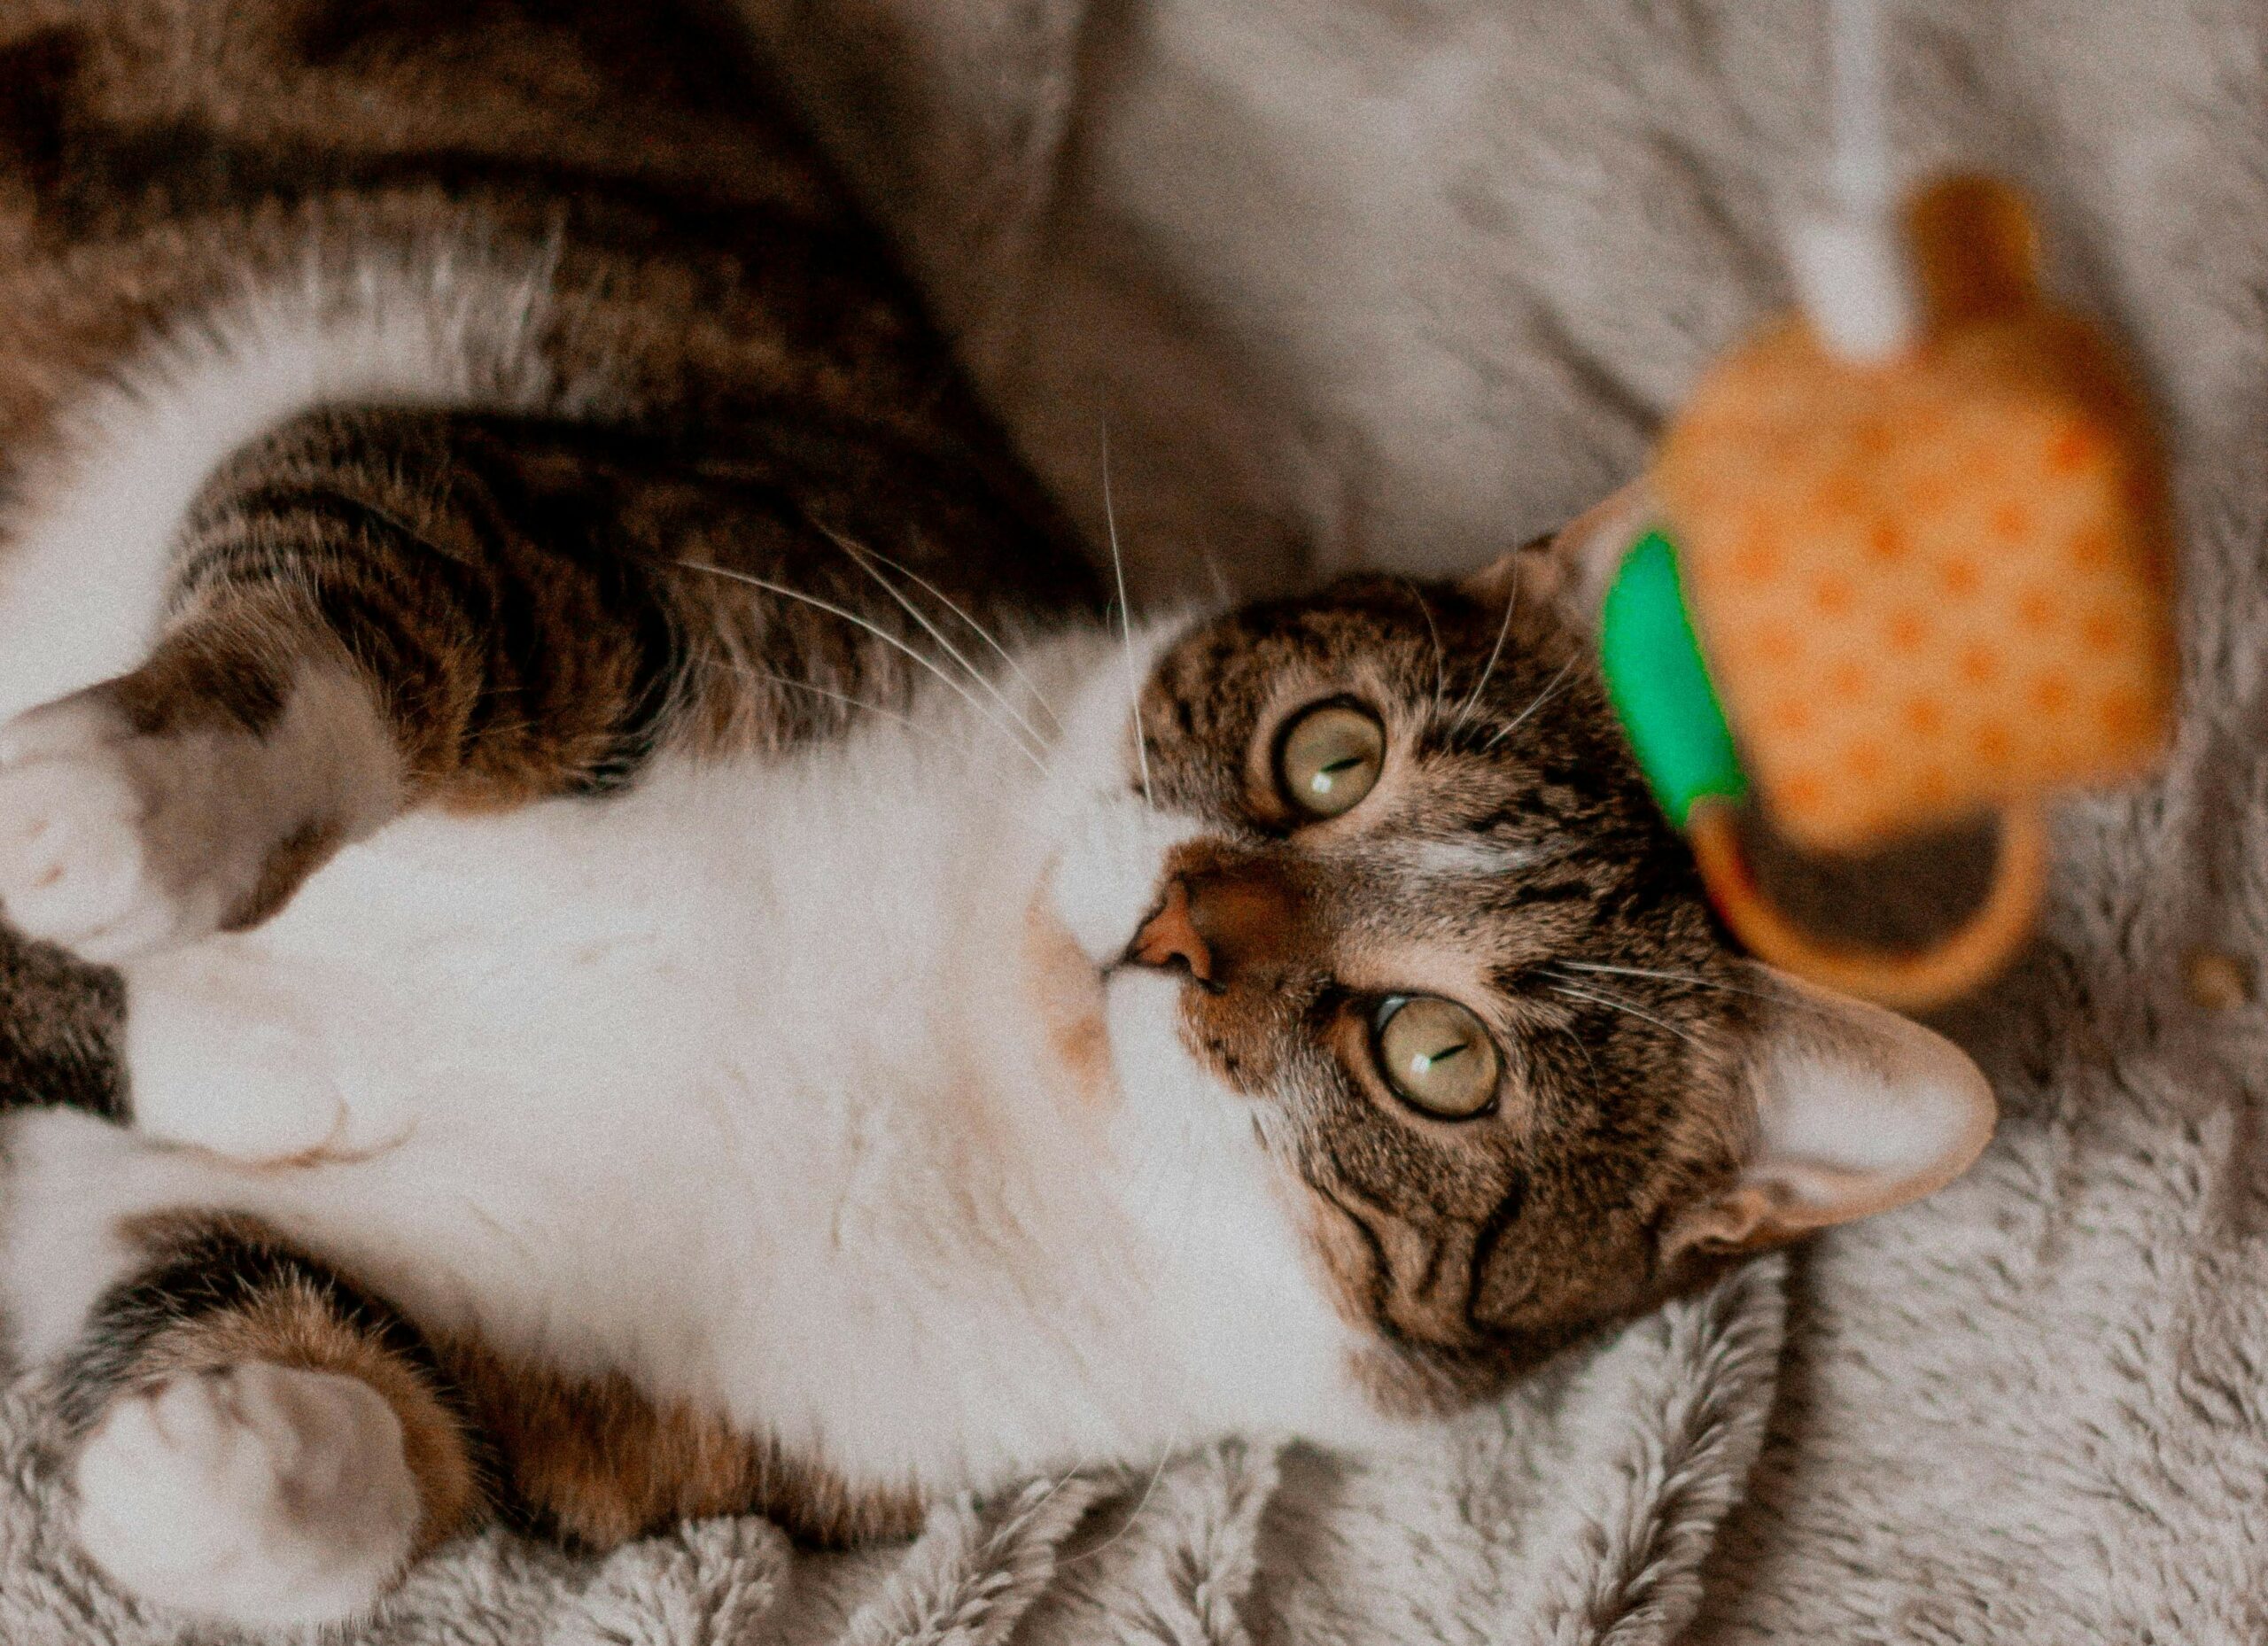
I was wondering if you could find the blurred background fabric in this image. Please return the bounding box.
[3,3,2265,1640]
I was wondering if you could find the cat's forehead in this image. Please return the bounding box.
[1140,574,1695,943]
[1146,579,1456,733]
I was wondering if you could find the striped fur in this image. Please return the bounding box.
[0,0,1992,1632]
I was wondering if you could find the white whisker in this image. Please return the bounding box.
[1450,573,1518,734]
[819,526,1056,754]
[1542,1014,1607,1104]
[1058,1431,1183,1572]
[1100,422,1153,807]
[1554,959,1792,1007]
[1399,578,1448,720]
[1482,657,1575,751]
[1194,536,1234,606]
[858,532,1068,734]
[1550,981,1703,1048]
[686,653,961,753]
[675,561,1048,774]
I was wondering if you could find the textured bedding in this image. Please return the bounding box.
[4,1,2266,1640]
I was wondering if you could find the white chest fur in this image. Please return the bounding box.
[53,677,1381,1498]
[0,261,1385,1500]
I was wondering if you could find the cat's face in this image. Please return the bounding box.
[1042,527,1994,1415]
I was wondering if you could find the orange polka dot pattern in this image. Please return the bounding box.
[1654,310,2177,851]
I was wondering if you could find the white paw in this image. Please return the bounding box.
[73,1362,421,1628]
[0,696,207,962]
[123,956,374,1164]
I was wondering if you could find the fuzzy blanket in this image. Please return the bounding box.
[4,1,2265,1641]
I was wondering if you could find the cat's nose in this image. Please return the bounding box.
[1128,864,1300,990]
[1129,877,1215,986]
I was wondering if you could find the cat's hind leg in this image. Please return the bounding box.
[74,1356,428,1627]
[2,1114,487,1627]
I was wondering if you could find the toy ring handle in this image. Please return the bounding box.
[1686,798,2047,1011]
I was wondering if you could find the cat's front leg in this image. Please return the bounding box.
[0,406,684,966]
[0,660,399,964]
[0,687,410,1161]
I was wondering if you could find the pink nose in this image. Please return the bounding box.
[1128,878,1214,984]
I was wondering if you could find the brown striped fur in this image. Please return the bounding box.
[0,0,1093,870]
[0,0,1095,1579]
[434,1339,923,1550]
[0,0,1959,1612]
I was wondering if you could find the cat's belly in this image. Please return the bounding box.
[4,789,1137,1496]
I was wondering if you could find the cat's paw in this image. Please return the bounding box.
[72,1362,421,1628]
[0,696,212,962]
[122,959,377,1165]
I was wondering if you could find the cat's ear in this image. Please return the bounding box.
[1666,967,1996,1257]
[1461,476,1656,629]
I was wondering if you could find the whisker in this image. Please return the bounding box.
[1398,578,1449,721]
[1057,1433,1183,1572]
[1449,574,1518,735]
[1194,536,1234,606]
[1005,1456,1105,1552]
[1100,421,1154,807]
[819,526,1056,753]
[1482,657,1575,751]
[1553,959,1794,1007]
[1542,1014,1607,1106]
[1549,981,1703,1049]
[855,532,1067,734]
[674,561,1048,774]
[686,654,961,753]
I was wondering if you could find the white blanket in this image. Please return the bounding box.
[4,1,2263,1639]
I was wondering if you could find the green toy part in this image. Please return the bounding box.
[1597,531,1747,828]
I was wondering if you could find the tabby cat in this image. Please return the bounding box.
[0,0,1993,1629]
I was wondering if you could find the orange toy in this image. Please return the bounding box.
[1591,0,2183,1007]
[1642,175,2186,1011]
[1603,172,2178,1008]
[1658,177,2175,851]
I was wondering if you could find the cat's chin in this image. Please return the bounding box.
[1020,880,1118,1115]
[1098,965,1239,1141]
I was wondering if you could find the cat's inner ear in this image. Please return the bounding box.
[1460,477,1656,628]
[1668,967,1997,1257]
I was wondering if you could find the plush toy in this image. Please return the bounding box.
[1595,4,2177,1009]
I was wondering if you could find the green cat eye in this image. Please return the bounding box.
[1372,996,1500,1119]
[1278,703,1385,819]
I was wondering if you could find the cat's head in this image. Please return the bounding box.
[1038,497,1993,1416]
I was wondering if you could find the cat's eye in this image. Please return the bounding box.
[1372,996,1500,1119]
[1278,703,1385,819]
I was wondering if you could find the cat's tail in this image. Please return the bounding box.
[0,928,123,1117]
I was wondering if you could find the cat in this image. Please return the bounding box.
[0,0,1995,1630]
